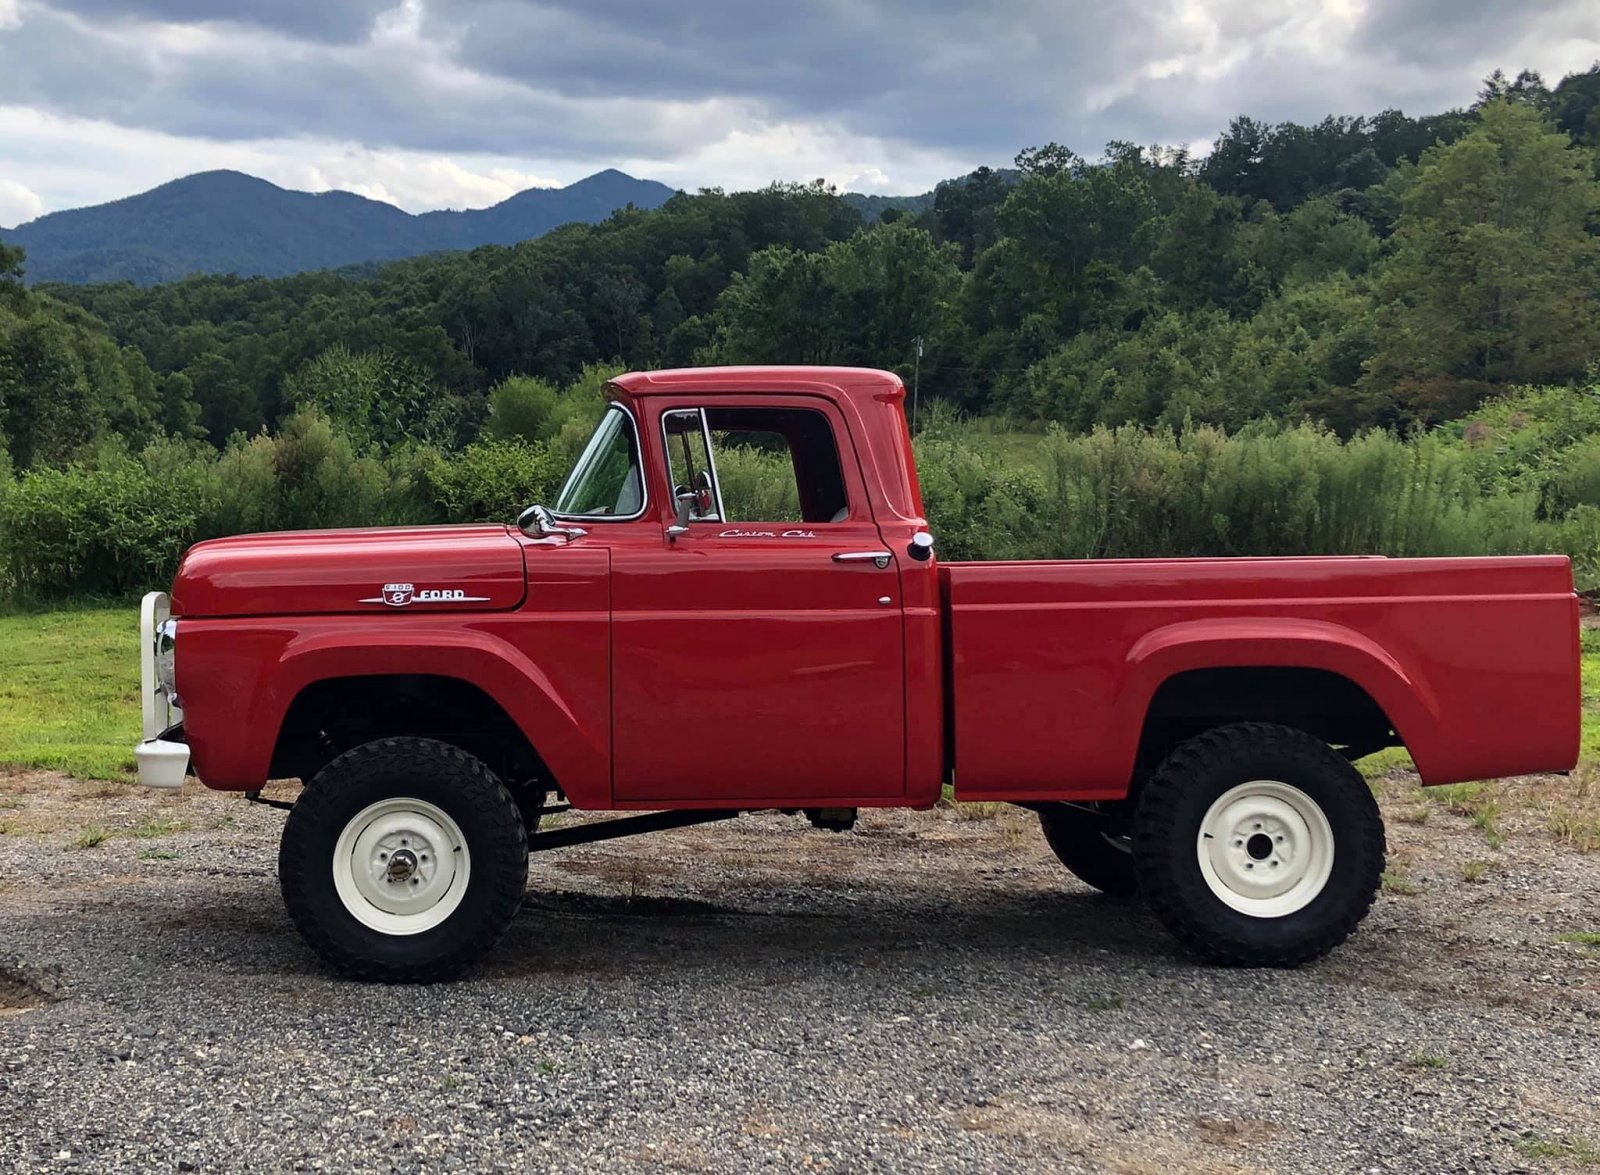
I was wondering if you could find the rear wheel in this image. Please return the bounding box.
[1134,722,1384,967]
[279,737,529,982]
[1037,804,1138,897]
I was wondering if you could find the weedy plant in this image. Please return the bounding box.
[1381,871,1421,896]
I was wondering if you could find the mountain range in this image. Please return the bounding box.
[0,168,681,285]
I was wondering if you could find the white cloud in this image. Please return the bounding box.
[615,121,975,197]
[0,178,44,227]
[0,105,575,214]
[841,167,894,191]
[0,103,968,217]
[297,154,562,209]
[0,0,1597,220]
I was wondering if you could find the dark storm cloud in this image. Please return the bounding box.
[37,0,394,41]
[0,2,700,159]
[1354,0,1581,65]
[424,0,1158,152]
[1,0,1595,170]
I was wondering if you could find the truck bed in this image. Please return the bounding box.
[940,555,1581,801]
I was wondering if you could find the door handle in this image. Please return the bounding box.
[832,550,893,568]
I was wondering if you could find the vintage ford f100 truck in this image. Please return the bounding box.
[135,366,1581,980]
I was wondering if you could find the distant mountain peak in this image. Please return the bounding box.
[157,169,282,193]
[0,169,679,285]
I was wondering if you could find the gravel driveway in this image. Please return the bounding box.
[0,771,1596,1174]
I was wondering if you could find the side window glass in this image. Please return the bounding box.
[662,409,723,521]
[705,407,850,524]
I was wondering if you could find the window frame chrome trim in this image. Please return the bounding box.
[659,406,727,525]
[551,402,650,523]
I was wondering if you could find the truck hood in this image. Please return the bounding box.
[170,525,527,618]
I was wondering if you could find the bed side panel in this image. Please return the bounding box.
[942,556,1579,800]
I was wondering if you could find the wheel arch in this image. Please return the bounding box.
[271,674,552,792]
[258,631,608,807]
[1124,618,1440,785]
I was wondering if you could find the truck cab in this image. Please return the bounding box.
[135,366,1582,982]
[559,370,943,808]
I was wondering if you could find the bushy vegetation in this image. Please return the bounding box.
[0,404,587,599]
[3,70,1600,599]
[917,389,1600,577]
[6,379,1600,598]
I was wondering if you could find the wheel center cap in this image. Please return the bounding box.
[386,848,419,882]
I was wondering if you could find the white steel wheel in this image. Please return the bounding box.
[332,797,471,935]
[1197,779,1335,918]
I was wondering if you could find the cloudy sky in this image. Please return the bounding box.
[1,0,1597,225]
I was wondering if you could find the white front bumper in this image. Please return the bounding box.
[135,737,189,788]
[136,590,189,788]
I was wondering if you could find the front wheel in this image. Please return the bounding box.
[279,737,529,982]
[1133,722,1384,967]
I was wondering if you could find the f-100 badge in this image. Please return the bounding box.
[359,583,491,607]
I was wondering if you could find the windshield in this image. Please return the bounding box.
[554,405,644,517]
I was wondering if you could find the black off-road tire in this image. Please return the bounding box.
[279,737,529,983]
[506,780,547,836]
[1037,805,1139,897]
[1133,722,1385,967]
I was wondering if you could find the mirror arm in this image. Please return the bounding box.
[517,504,587,542]
[667,489,696,542]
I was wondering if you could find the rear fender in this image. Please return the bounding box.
[1124,618,1440,777]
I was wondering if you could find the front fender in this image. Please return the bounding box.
[178,615,610,806]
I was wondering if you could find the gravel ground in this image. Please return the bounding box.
[0,770,1597,1174]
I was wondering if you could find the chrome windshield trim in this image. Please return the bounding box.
[551,402,649,523]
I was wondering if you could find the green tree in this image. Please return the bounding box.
[1551,64,1600,147]
[989,146,1160,338]
[708,223,960,374]
[0,240,23,292]
[281,344,457,451]
[159,371,204,440]
[483,375,560,443]
[0,316,102,467]
[1366,100,1600,423]
[185,351,262,442]
[0,307,160,467]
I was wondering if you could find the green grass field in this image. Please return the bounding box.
[0,605,140,779]
[1584,625,1600,763]
[0,603,1597,783]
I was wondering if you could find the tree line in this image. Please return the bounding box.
[2,67,1600,598]
[0,67,1593,470]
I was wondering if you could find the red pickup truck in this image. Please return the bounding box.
[134,366,1581,981]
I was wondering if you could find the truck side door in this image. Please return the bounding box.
[610,397,906,804]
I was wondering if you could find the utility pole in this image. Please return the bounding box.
[912,336,923,433]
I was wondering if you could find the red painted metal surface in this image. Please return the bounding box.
[942,555,1581,797]
[165,365,1582,807]
[172,525,527,617]
[177,545,613,802]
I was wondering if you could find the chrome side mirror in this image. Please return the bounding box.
[517,504,587,541]
[667,490,695,540]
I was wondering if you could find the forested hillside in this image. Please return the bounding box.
[1,169,677,286]
[3,66,1600,599]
